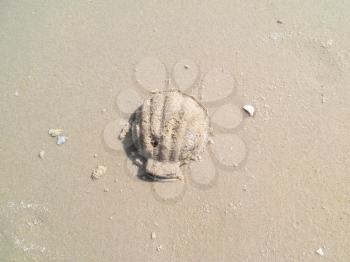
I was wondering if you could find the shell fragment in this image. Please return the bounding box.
[56,136,67,145]
[316,248,324,256]
[242,104,255,117]
[48,129,63,137]
[91,165,107,180]
[38,150,45,159]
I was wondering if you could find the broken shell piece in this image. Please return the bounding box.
[38,150,45,159]
[56,136,67,145]
[242,104,255,117]
[151,232,156,240]
[316,247,324,256]
[48,128,63,137]
[91,165,107,180]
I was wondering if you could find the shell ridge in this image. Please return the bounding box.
[170,103,186,162]
[159,93,170,161]
[140,100,153,158]
[131,111,141,151]
[178,113,200,160]
[151,94,166,160]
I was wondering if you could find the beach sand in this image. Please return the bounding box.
[1,0,350,261]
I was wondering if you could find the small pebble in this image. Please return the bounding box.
[156,245,163,252]
[14,91,19,96]
[316,247,324,256]
[276,20,283,24]
[104,188,110,192]
[151,232,156,240]
[93,153,98,158]
[101,108,107,113]
[38,150,45,159]
[184,64,190,69]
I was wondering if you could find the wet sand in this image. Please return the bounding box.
[1,1,350,261]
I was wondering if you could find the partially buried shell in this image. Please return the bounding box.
[131,90,209,180]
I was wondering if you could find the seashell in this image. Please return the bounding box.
[242,104,255,117]
[130,90,209,180]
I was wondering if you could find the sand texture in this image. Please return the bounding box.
[1,0,350,261]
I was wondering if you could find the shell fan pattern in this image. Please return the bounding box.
[130,90,209,180]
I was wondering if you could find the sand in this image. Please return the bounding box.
[1,0,350,261]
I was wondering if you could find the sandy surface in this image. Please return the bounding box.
[1,1,350,261]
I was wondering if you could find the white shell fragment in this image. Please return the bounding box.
[48,128,63,137]
[151,232,156,240]
[128,90,209,180]
[56,135,67,145]
[242,104,255,117]
[316,247,324,256]
[91,165,107,180]
[38,150,45,159]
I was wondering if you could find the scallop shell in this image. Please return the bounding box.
[131,90,209,179]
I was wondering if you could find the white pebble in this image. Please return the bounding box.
[14,91,19,96]
[56,135,67,145]
[243,104,255,117]
[316,247,324,256]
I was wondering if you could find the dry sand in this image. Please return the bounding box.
[1,1,350,261]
